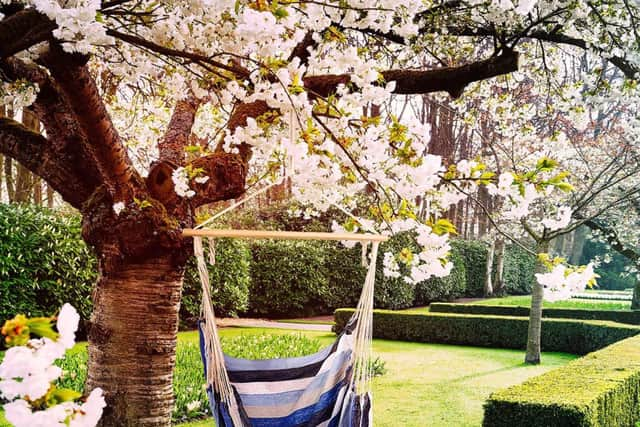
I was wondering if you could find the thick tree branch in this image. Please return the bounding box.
[159,95,201,166]
[0,8,55,59]
[304,50,520,99]
[189,153,247,208]
[0,117,92,207]
[40,45,140,199]
[1,57,103,200]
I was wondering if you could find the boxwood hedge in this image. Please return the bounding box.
[483,333,640,426]
[333,309,640,355]
[429,303,640,325]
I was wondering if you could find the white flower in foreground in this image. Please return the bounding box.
[1,304,104,427]
[194,176,210,184]
[541,206,572,231]
[57,303,80,349]
[112,202,125,216]
[69,389,107,427]
[186,400,201,412]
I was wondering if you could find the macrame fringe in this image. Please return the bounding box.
[194,237,243,426]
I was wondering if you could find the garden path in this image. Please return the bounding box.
[216,317,332,331]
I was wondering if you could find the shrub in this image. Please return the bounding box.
[502,244,536,295]
[483,334,640,427]
[333,309,640,355]
[451,239,487,297]
[0,204,96,333]
[429,303,640,325]
[181,238,251,327]
[323,242,366,310]
[373,233,416,310]
[414,250,467,305]
[249,240,329,317]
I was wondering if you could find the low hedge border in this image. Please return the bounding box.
[429,302,640,325]
[333,309,640,355]
[484,333,640,426]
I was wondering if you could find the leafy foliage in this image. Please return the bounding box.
[181,238,251,327]
[502,244,537,295]
[249,240,330,317]
[413,251,467,305]
[580,238,637,291]
[484,334,640,427]
[334,309,640,355]
[451,239,487,297]
[0,204,96,336]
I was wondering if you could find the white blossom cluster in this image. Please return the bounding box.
[0,304,106,427]
[536,264,597,302]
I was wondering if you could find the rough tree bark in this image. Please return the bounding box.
[525,240,549,364]
[87,256,185,425]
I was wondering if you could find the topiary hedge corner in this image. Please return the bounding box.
[333,309,640,355]
[483,333,640,427]
[429,303,640,325]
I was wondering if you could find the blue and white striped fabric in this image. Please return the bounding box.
[198,323,371,427]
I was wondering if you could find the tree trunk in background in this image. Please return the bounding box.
[525,240,549,364]
[14,162,33,203]
[33,177,42,205]
[632,282,640,310]
[493,238,505,295]
[46,184,55,208]
[88,255,185,426]
[484,240,495,297]
[569,226,587,265]
[477,185,490,237]
[4,156,14,201]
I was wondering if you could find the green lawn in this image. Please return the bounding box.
[468,294,631,310]
[0,328,576,427]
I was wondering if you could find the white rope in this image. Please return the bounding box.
[208,238,216,265]
[349,241,379,399]
[195,183,277,230]
[194,237,244,426]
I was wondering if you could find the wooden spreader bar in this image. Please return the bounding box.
[182,228,389,242]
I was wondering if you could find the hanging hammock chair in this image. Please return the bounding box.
[185,228,387,427]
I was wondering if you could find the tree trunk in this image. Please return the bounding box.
[632,281,640,310]
[4,155,14,201]
[525,240,549,364]
[87,255,185,427]
[484,239,495,297]
[46,184,55,208]
[33,176,42,205]
[569,226,587,265]
[494,238,506,295]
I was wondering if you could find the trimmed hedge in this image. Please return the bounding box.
[451,239,487,297]
[429,303,640,325]
[483,334,640,426]
[333,309,640,355]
